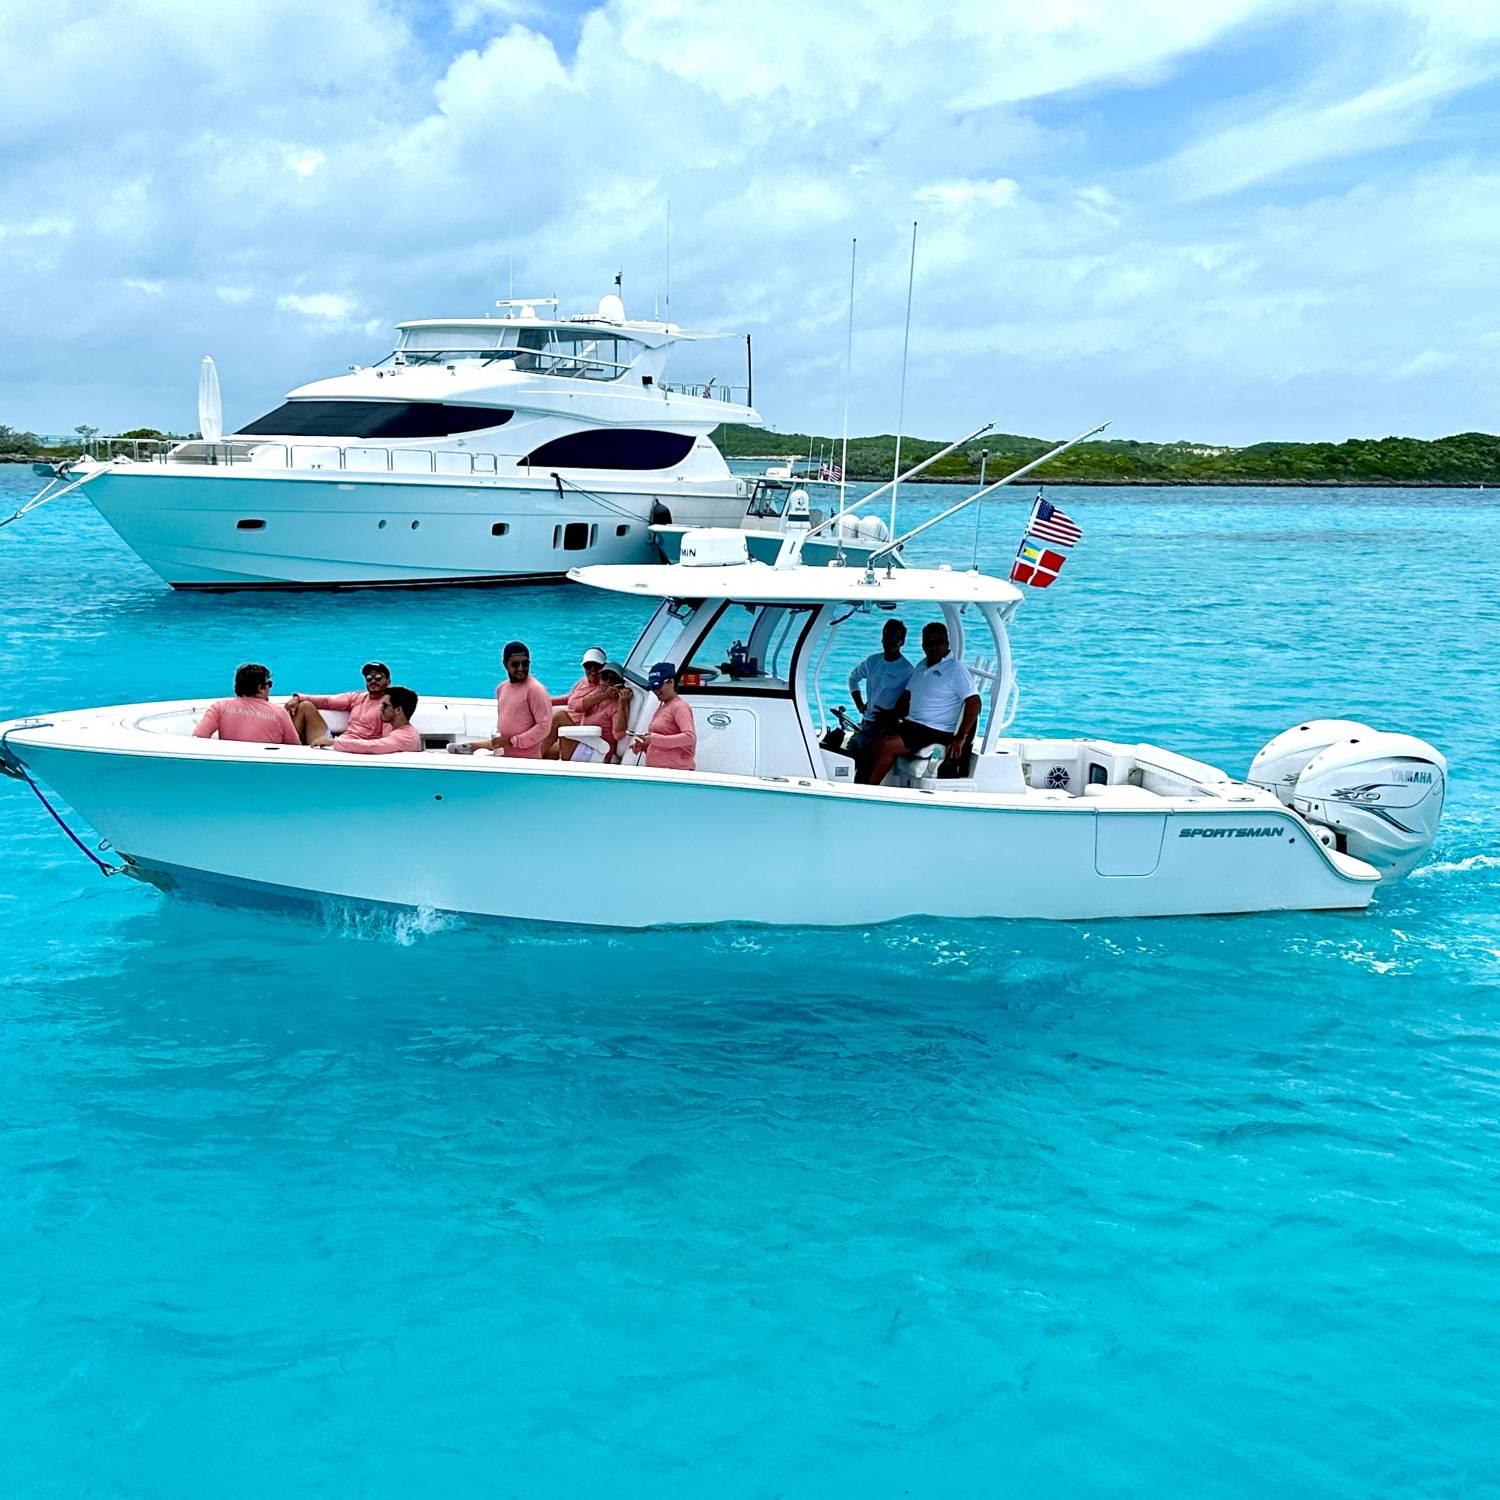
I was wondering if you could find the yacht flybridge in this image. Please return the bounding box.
[49,294,771,590]
[0,528,1446,925]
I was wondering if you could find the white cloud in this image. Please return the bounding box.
[914,177,1019,209]
[276,292,358,322]
[4,0,1500,444]
[123,278,164,294]
[284,147,327,178]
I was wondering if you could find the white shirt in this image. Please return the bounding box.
[848,651,913,719]
[906,653,979,732]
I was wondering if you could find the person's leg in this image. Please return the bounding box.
[858,732,905,786]
[291,702,329,744]
[541,707,574,759]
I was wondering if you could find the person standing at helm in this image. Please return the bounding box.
[630,662,696,771]
[847,617,912,760]
[450,640,552,756]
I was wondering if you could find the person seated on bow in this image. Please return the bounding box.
[856,621,981,786]
[313,687,421,754]
[844,617,912,761]
[544,645,623,760]
[630,662,696,771]
[193,662,299,745]
[284,661,394,746]
[449,639,552,756]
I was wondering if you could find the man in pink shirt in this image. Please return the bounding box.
[631,662,696,771]
[284,661,394,745]
[315,687,422,755]
[449,639,552,757]
[193,663,299,745]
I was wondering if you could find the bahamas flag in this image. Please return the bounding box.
[1010,537,1069,588]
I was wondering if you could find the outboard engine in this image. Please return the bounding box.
[1249,721,1447,880]
[1247,720,1374,805]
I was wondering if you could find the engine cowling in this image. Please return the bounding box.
[1290,733,1447,880]
[1247,720,1375,805]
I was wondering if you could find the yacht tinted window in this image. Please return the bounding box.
[522,430,695,471]
[238,402,514,438]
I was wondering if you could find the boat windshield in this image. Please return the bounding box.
[391,326,644,381]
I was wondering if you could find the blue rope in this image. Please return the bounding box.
[0,723,126,877]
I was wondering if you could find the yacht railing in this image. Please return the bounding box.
[148,441,505,476]
[659,382,750,403]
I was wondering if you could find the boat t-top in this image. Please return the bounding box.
[33,292,782,590]
[0,518,1446,925]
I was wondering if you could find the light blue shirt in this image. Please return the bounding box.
[907,653,979,732]
[848,651,913,719]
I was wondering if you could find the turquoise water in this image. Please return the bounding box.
[2,469,1498,1496]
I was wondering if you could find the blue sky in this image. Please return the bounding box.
[3,0,1498,444]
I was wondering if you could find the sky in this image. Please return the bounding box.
[2,0,1498,445]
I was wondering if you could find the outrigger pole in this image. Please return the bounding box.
[865,420,1111,566]
[800,421,996,543]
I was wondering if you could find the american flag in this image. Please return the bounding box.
[1026,494,1082,548]
[819,462,842,482]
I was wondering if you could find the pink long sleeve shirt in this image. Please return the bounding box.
[329,723,421,755]
[495,677,553,758]
[303,689,391,740]
[643,696,696,771]
[567,677,624,749]
[193,697,299,745]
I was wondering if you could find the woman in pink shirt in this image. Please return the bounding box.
[547,646,626,761]
[450,640,552,757]
[284,661,393,745]
[193,662,299,745]
[315,687,422,754]
[631,662,696,771]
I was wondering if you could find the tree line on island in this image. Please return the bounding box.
[4,418,1499,486]
[712,423,1500,486]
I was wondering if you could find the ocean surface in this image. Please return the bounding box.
[1,466,1497,1498]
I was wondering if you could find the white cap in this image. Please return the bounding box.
[581,646,607,666]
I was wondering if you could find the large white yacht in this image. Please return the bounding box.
[64,294,765,590]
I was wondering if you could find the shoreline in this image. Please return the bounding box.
[4,454,1491,489]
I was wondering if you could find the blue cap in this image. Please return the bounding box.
[646,661,678,690]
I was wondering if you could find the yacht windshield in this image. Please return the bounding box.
[392,325,643,380]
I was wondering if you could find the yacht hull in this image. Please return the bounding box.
[80,468,748,589]
[2,725,1378,925]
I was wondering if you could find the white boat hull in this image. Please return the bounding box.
[1,707,1379,925]
[80,468,749,589]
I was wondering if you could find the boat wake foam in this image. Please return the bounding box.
[316,898,465,947]
[1411,853,1500,880]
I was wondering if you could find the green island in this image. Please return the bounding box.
[5,419,1499,486]
[713,423,1500,487]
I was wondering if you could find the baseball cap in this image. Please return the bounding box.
[581,646,607,666]
[361,660,390,677]
[646,661,678,690]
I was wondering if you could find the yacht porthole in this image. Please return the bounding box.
[378,519,387,529]
[491,522,509,537]
[411,520,420,530]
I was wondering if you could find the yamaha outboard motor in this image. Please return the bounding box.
[1249,720,1447,880]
